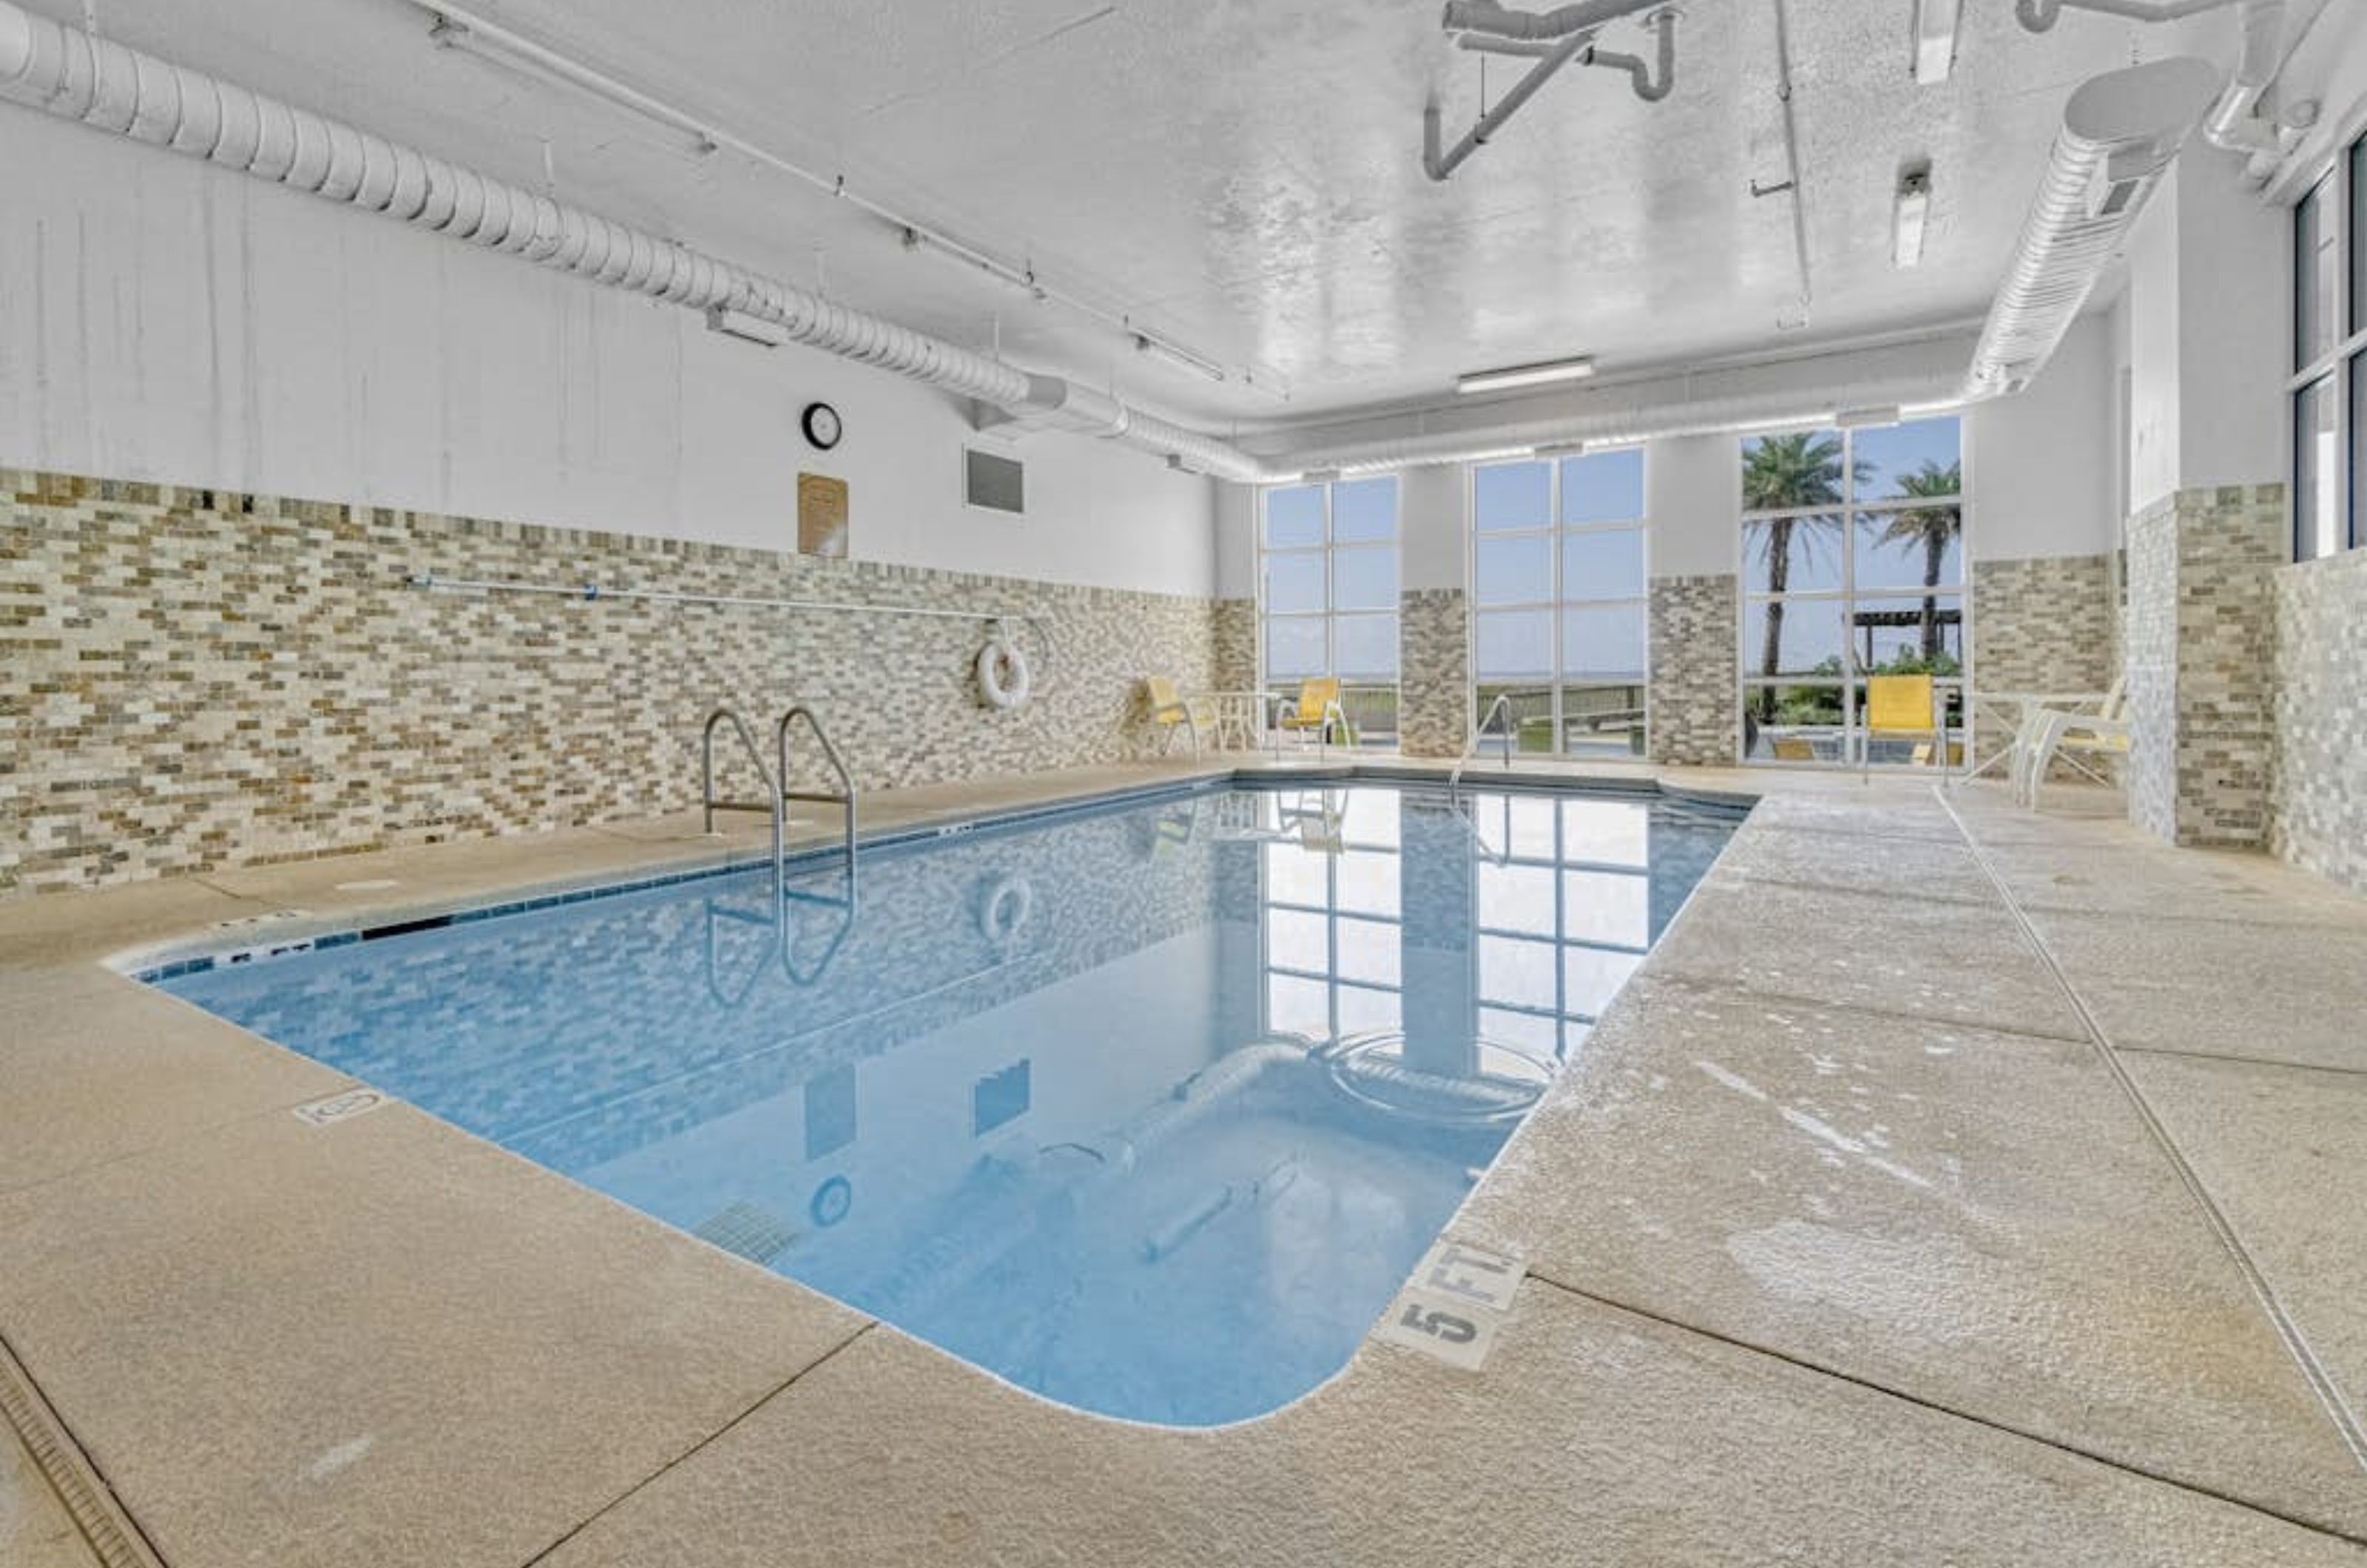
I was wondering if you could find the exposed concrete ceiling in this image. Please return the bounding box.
[24,0,2286,433]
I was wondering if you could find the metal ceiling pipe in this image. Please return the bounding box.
[2202,0,2300,178]
[2016,0,2245,27]
[0,0,1276,482]
[1424,26,1596,180]
[1589,7,1678,102]
[1966,55,2221,397]
[1442,0,1664,41]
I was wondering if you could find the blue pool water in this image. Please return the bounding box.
[158,783,1738,1426]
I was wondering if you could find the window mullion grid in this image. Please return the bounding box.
[1548,478,1565,746]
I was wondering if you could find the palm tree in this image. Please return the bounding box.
[1875,460,1962,661]
[1741,433,1853,721]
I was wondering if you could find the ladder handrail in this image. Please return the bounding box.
[777,703,858,896]
[703,708,783,881]
[1449,691,1522,794]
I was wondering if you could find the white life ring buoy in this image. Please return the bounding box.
[977,874,1035,948]
[976,627,1033,710]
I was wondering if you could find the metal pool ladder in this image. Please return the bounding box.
[1448,691,1521,795]
[703,707,784,880]
[700,704,861,896]
[776,704,858,895]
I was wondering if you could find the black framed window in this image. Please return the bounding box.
[2290,142,2367,561]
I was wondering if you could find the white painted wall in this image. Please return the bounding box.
[1967,313,2118,561]
[0,109,1215,598]
[1398,464,1466,592]
[1645,434,1739,579]
[2124,147,2290,513]
[1214,481,1258,600]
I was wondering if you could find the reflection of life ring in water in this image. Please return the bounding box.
[809,1175,852,1228]
[976,625,1033,710]
[976,874,1036,948]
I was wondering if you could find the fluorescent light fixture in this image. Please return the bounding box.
[1734,410,1840,436]
[1837,405,1902,429]
[1455,356,1597,395]
[1132,330,1228,385]
[900,226,1047,303]
[1530,439,1589,458]
[1300,467,1344,484]
[704,305,789,348]
[1894,166,1932,268]
[1911,0,1960,84]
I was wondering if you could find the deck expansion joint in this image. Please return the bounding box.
[1932,786,2367,1480]
[1518,1270,2367,1549]
[516,1320,878,1568]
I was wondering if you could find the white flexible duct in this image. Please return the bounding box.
[1967,56,2221,397]
[1272,336,1976,474]
[0,1,1275,482]
[2016,0,2308,186]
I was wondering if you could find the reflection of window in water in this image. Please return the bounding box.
[1260,791,1650,1062]
[1260,788,1403,1044]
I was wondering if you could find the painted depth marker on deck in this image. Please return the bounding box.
[291,1089,389,1129]
[1371,1240,1527,1371]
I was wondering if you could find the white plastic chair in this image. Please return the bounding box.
[2013,680,2130,807]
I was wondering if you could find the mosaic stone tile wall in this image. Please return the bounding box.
[1397,588,1470,760]
[1647,574,1738,766]
[1,469,1223,896]
[1968,553,2114,766]
[1212,598,1257,696]
[2125,494,2181,840]
[2123,485,2284,849]
[2269,548,2367,896]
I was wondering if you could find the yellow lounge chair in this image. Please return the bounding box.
[1144,676,1218,759]
[1276,677,1348,753]
[1864,674,1941,778]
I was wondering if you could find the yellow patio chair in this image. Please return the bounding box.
[1144,676,1218,760]
[1275,677,1348,752]
[1864,674,1941,778]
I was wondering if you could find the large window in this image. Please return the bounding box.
[2291,139,2367,561]
[1470,449,1648,760]
[1260,478,1399,746]
[1739,417,1966,766]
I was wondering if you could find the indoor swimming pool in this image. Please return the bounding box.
[154,781,1741,1427]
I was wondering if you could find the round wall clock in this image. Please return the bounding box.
[802,401,843,450]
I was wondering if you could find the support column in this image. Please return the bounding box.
[2118,148,2287,848]
[1397,466,1470,759]
[2125,484,2284,847]
[1645,433,1740,766]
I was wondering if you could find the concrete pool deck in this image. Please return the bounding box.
[2,759,2364,1567]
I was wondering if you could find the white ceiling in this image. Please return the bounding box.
[41,0,2278,430]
